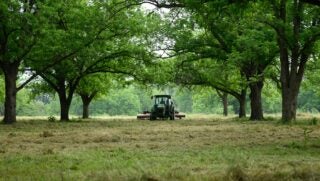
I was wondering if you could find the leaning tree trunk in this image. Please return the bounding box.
[1,63,19,124]
[249,81,264,120]
[238,89,247,118]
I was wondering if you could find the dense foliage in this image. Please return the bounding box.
[0,0,319,122]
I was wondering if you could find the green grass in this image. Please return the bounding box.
[0,115,320,180]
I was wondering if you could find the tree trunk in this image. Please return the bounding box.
[82,102,89,119]
[275,0,309,123]
[249,81,264,120]
[217,90,228,116]
[42,77,79,122]
[58,91,71,121]
[1,63,19,124]
[281,86,299,122]
[81,95,91,119]
[80,92,96,119]
[222,93,228,116]
[238,89,247,118]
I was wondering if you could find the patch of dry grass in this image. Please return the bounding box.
[0,115,320,180]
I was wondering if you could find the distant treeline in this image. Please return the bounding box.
[1,83,319,117]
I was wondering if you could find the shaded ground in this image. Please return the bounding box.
[0,115,320,180]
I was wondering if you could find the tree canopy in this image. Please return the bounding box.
[0,0,319,123]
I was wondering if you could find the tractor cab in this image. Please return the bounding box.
[153,95,171,105]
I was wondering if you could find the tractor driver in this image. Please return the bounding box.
[160,97,165,104]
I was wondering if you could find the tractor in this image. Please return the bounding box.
[150,95,175,120]
[136,95,186,120]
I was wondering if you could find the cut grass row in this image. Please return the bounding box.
[0,115,320,180]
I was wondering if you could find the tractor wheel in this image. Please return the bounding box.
[170,108,175,120]
[170,113,175,120]
[150,114,156,121]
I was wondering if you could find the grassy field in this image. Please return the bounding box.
[0,114,320,181]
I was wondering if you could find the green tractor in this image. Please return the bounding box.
[150,95,175,120]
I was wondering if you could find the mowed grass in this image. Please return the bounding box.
[0,115,320,181]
